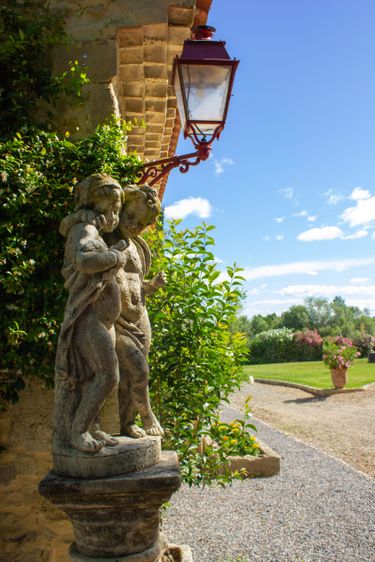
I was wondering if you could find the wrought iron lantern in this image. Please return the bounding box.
[138,25,239,187]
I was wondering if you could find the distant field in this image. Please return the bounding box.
[243,359,375,389]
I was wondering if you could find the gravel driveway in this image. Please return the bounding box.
[163,400,375,562]
[231,380,375,479]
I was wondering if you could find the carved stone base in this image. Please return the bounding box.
[69,542,193,562]
[39,451,180,561]
[53,436,161,478]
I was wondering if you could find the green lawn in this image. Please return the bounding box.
[243,358,375,389]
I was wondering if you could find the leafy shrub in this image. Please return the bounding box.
[249,328,297,364]
[249,327,324,364]
[0,119,142,407]
[352,334,375,358]
[145,221,248,485]
[293,329,323,361]
[209,398,260,457]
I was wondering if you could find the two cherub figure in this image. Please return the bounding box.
[53,174,164,454]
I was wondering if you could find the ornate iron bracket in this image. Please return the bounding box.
[137,143,211,187]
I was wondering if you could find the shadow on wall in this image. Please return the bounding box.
[0,380,120,561]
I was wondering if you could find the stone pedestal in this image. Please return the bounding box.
[39,450,181,561]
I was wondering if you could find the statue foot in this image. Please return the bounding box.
[122,424,146,439]
[144,418,164,437]
[71,431,103,453]
[92,429,118,447]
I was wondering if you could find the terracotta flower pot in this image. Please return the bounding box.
[330,367,348,389]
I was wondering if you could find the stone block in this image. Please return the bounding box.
[145,82,168,98]
[168,5,194,26]
[119,46,144,65]
[226,440,280,478]
[147,124,164,134]
[118,27,144,48]
[121,81,145,98]
[144,140,162,150]
[146,111,166,124]
[168,25,191,44]
[143,22,168,41]
[119,64,144,82]
[128,135,145,147]
[125,97,145,113]
[146,99,167,113]
[144,64,167,79]
[144,43,167,64]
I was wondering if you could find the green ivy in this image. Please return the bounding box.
[0,0,89,138]
[0,119,142,408]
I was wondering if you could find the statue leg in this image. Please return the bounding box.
[118,363,145,438]
[117,335,163,437]
[71,321,119,453]
[53,378,80,451]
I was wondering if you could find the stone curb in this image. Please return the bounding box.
[226,438,280,478]
[253,378,373,396]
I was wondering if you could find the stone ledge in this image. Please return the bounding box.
[254,378,372,396]
[226,439,280,478]
[53,436,161,479]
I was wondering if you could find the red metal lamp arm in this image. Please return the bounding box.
[137,143,211,187]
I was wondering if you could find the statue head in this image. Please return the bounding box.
[74,174,124,233]
[118,184,161,238]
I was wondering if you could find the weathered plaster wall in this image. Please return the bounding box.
[0,381,120,561]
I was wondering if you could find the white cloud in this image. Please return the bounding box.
[278,283,375,299]
[342,229,368,240]
[214,157,234,176]
[350,186,371,201]
[243,298,300,316]
[213,255,224,264]
[298,225,368,242]
[350,277,370,284]
[341,196,375,227]
[243,258,375,281]
[279,187,294,199]
[262,235,271,241]
[164,197,212,220]
[307,215,317,222]
[275,216,285,223]
[298,226,343,242]
[293,210,308,217]
[276,234,284,241]
[325,189,344,205]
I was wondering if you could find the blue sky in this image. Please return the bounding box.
[162,0,375,318]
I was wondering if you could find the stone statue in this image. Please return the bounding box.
[53,173,127,454]
[106,184,165,439]
[53,176,163,456]
[42,177,184,562]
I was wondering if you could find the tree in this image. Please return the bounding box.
[280,305,310,330]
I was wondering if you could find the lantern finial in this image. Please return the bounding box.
[192,25,216,41]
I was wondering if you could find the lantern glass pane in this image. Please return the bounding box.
[174,68,186,131]
[181,63,231,133]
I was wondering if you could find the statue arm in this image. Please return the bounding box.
[143,272,166,296]
[75,225,120,273]
[59,209,98,237]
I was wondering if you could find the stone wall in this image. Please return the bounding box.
[49,0,197,162]
[0,380,121,561]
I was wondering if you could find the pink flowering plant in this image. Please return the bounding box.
[322,337,360,370]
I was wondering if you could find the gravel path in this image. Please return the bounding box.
[163,406,375,562]
[231,381,375,479]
